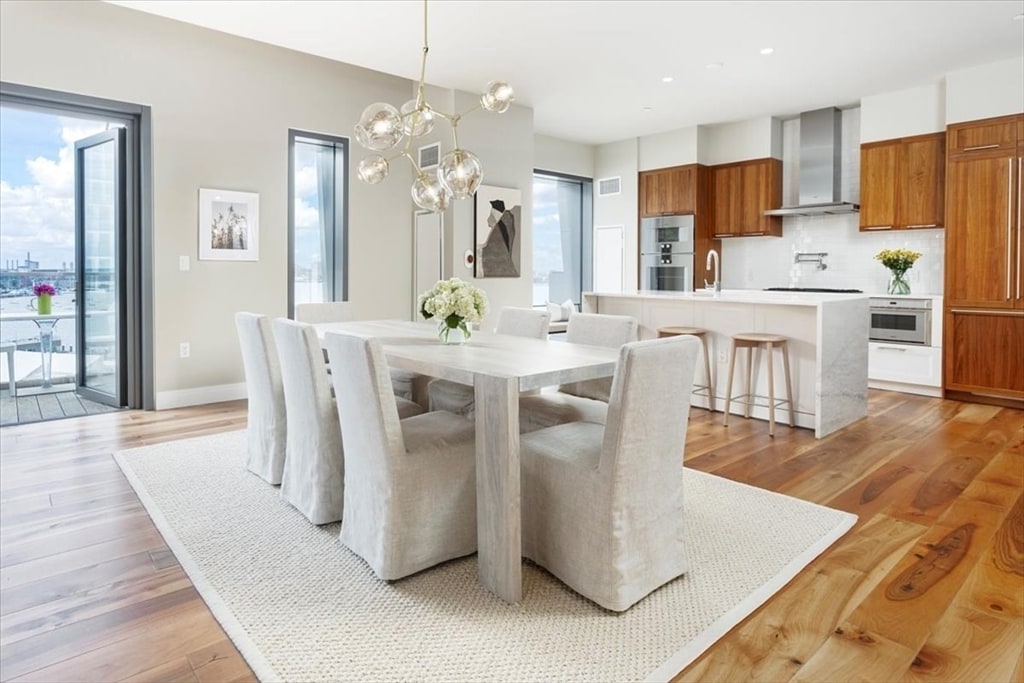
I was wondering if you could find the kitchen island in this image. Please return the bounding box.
[582,289,869,438]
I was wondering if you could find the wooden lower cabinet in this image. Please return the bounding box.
[943,309,1024,399]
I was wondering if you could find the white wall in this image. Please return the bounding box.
[697,116,779,165]
[594,139,639,289]
[637,126,698,171]
[945,57,1024,124]
[534,134,595,178]
[446,90,535,331]
[860,82,946,142]
[0,1,416,404]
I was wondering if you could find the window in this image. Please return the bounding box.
[289,131,348,315]
[532,171,592,307]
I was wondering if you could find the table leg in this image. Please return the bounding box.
[474,374,522,603]
[36,320,57,389]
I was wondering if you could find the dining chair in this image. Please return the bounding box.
[234,313,286,484]
[324,331,478,580]
[520,335,701,611]
[518,312,638,432]
[273,318,346,524]
[427,306,551,416]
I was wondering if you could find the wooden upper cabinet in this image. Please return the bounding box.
[947,114,1021,157]
[859,133,944,231]
[638,165,697,217]
[711,158,781,237]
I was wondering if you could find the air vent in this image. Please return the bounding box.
[418,142,440,169]
[598,177,621,196]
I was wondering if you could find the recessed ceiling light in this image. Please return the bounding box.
[705,62,724,70]
[662,76,674,83]
[1015,12,1024,20]
[642,106,653,112]
[760,47,775,55]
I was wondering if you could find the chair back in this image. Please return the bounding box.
[295,301,355,324]
[324,332,406,469]
[560,312,638,401]
[600,336,700,494]
[235,312,286,482]
[495,307,551,339]
[273,318,336,437]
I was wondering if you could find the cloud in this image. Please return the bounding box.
[0,118,110,269]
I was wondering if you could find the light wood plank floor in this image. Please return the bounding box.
[0,392,1020,682]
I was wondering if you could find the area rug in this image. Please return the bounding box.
[114,431,856,682]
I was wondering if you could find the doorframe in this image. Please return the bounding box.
[0,81,154,410]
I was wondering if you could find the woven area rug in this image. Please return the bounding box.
[114,430,855,682]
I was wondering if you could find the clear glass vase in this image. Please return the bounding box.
[887,270,911,295]
[438,320,469,344]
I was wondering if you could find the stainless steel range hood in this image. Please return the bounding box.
[764,107,859,217]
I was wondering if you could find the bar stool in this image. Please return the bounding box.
[656,326,714,412]
[722,332,794,437]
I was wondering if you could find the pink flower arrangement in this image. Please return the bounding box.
[33,283,56,296]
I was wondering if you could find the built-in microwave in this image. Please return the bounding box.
[640,215,695,255]
[869,297,931,345]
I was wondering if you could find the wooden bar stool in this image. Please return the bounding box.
[722,332,794,437]
[656,326,714,412]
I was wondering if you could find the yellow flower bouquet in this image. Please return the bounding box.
[874,248,922,295]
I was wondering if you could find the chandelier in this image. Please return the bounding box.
[354,0,514,213]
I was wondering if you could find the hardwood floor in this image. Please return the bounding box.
[0,392,1020,682]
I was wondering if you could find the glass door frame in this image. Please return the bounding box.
[0,81,153,409]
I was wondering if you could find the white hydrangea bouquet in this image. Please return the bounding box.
[418,277,488,343]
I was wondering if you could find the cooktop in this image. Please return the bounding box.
[764,287,864,293]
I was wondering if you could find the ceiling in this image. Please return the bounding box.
[109,0,1024,145]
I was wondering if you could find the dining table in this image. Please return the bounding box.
[314,319,619,603]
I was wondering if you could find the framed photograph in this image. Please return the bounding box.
[198,188,259,261]
[473,184,521,278]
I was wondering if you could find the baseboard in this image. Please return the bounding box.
[868,380,943,398]
[155,382,246,410]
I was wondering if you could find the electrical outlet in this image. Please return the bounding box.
[717,348,728,364]
[179,342,191,358]
[179,255,190,271]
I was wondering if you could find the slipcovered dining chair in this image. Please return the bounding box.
[427,306,551,416]
[234,313,286,484]
[518,312,638,433]
[324,331,477,580]
[273,318,346,524]
[520,335,701,611]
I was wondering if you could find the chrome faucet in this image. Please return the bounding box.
[705,249,721,293]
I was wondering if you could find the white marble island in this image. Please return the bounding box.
[582,289,869,438]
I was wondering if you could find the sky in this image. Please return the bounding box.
[0,106,110,271]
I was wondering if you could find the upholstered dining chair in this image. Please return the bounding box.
[324,331,478,580]
[518,312,638,433]
[520,335,701,611]
[273,318,345,524]
[427,306,552,416]
[234,312,286,484]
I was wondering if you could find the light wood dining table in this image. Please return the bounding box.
[314,319,619,603]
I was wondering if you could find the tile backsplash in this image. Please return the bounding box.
[719,213,945,295]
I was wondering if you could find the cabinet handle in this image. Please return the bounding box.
[962,144,1000,152]
[1008,158,1014,301]
[877,346,908,352]
[1017,157,1021,300]
[906,223,938,229]
[862,225,891,231]
[950,308,1024,316]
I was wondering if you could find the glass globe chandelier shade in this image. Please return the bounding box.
[400,99,435,137]
[353,0,512,212]
[438,149,483,199]
[480,81,515,113]
[411,172,452,212]
[357,155,389,184]
[354,102,404,151]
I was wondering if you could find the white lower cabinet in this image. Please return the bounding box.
[868,342,942,396]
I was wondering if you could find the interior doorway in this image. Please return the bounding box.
[0,83,152,425]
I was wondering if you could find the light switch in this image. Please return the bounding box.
[179,255,190,271]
